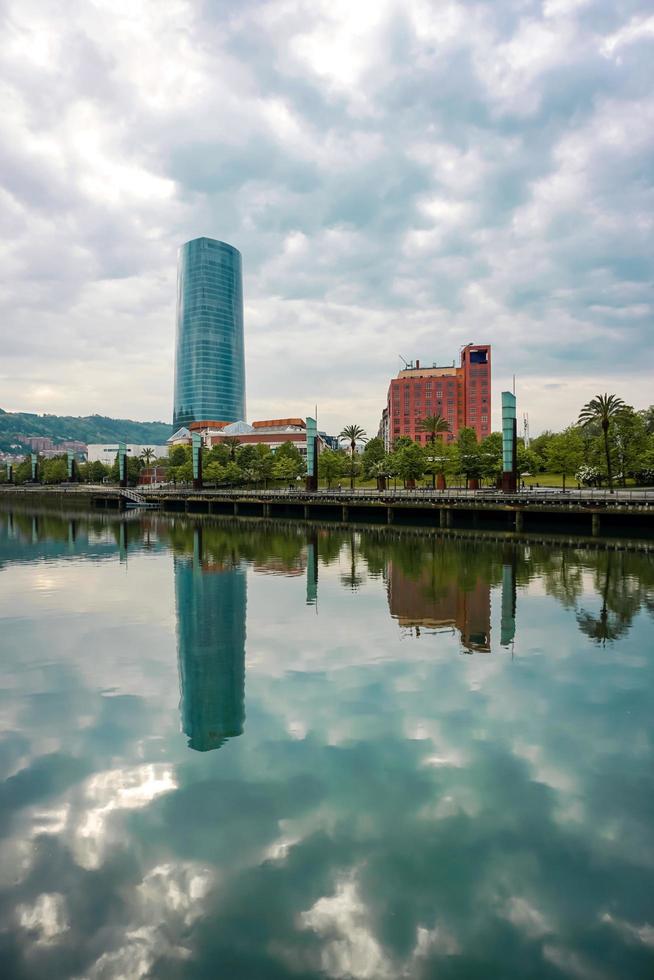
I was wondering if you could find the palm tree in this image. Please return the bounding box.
[340,531,365,590]
[578,393,625,490]
[576,552,634,645]
[223,436,241,461]
[338,424,367,490]
[417,414,449,487]
[140,447,155,466]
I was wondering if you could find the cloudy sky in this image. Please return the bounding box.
[1,0,653,435]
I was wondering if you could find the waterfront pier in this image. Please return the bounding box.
[3,486,653,539]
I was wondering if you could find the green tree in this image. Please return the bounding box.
[41,456,68,484]
[578,393,625,490]
[361,437,385,480]
[236,444,260,483]
[455,428,483,485]
[480,432,503,483]
[127,456,142,486]
[319,448,347,488]
[87,460,109,482]
[516,444,542,478]
[633,436,654,485]
[338,424,367,490]
[254,445,275,488]
[236,444,258,468]
[140,447,155,466]
[206,443,230,466]
[394,442,426,487]
[14,458,32,484]
[274,455,302,485]
[611,406,650,486]
[416,415,449,486]
[204,460,226,484]
[423,440,454,488]
[545,427,584,490]
[368,452,395,489]
[176,460,193,483]
[168,445,188,467]
[274,441,305,481]
[639,405,654,435]
[529,430,556,461]
[223,436,241,461]
[223,461,243,485]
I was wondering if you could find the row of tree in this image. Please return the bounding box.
[168,440,306,486]
[3,395,653,490]
[7,510,652,646]
[332,396,654,490]
[321,428,522,489]
[3,454,148,486]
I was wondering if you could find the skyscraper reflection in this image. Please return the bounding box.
[174,527,246,751]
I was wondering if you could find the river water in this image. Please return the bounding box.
[1,507,653,979]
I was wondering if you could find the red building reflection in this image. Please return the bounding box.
[387,561,491,653]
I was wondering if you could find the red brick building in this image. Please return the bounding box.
[380,343,491,449]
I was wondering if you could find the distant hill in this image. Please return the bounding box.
[0,408,171,452]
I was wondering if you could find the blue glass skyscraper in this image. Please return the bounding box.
[173,237,245,428]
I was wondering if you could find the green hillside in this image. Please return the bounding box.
[0,408,171,452]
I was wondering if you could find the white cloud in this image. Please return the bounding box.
[601,14,654,59]
[300,873,394,979]
[0,0,652,435]
[16,892,69,945]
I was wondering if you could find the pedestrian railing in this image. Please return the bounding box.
[2,484,653,505]
[137,486,654,504]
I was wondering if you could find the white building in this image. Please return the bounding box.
[87,444,169,466]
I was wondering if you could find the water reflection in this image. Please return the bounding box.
[386,545,492,652]
[175,527,246,751]
[501,552,517,648]
[1,506,654,979]
[1,507,653,655]
[575,551,651,645]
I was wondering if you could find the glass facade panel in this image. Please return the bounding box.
[173,238,246,428]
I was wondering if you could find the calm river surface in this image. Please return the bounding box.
[1,507,653,979]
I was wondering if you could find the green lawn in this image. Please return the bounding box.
[317,473,644,491]
[522,473,567,488]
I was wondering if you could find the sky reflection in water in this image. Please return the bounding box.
[0,508,653,979]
